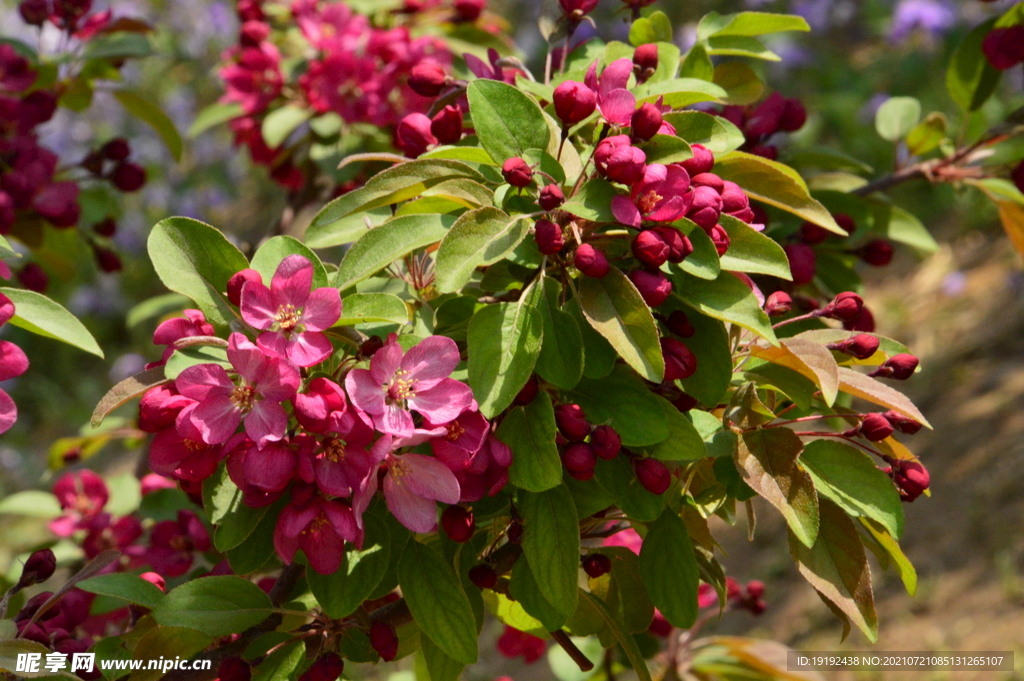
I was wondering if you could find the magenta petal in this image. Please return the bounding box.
[244,401,288,444]
[384,473,440,533]
[175,363,233,401]
[0,293,13,326]
[601,89,636,126]
[648,195,686,223]
[323,501,358,542]
[227,333,269,384]
[369,334,404,386]
[256,331,291,361]
[401,454,461,504]
[191,397,242,444]
[254,357,300,401]
[301,287,342,331]
[376,403,415,437]
[245,442,296,491]
[287,331,334,367]
[584,61,599,92]
[240,282,278,330]
[400,335,460,385]
[600,58,634,97]
[271,255,314,309]
[408,379,474,424]
[345,369,386,416]
[463,52,492,79]
[0,389,16,434]
[153,318,200,346]
[0,340,28,381]
[611,196,642,228]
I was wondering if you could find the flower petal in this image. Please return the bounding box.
[0,340,28,382]
[375,402,415,437]
[611,195,642,228]
[600,89,636,126]
[400,335,460,386]
[384,473,441,533]
[408,379,474,424]
[287,331,334,367]
[227,333,269,383]
[239,282,278,330]
[369,334,404,386]
[399,453,462,504]
[345,368,385,415]
[301,287,342,331]
[599,58,634,98]
[175,363,233,402]
[271,255,314,309]
[0,389,16,435]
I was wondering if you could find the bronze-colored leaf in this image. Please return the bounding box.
[836,367,930,427]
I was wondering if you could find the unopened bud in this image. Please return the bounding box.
[860,413,894,442]
[553,81,597,127]
[370,622,399,662]
[408,61,448,97]
[534,219,564,255]
[827,333,879,360]
[502,157,533,188]
[629,269,672,307]
[17,549,56,589]
[574,244,610,278]
[562,442,596,473]
[680,143,714,176]
[632,229,669,268]
[555,403,591,441]
[630,103,663,142]
[469,563,497,589]
[430,105,463,145]
[661,338,697,381]
[764,291,792,317]
[538,184,565,212]
[514,374,539,405]
[666,310,694,338]
[860,240,894,267]
[582,553,612,578]
[883,410,922,435]
[634,458,671,495]
[821,292,863,323]
[590,425,621,460]
[441,505,475,543]
[869,353,919,380]
[227,268,263,307]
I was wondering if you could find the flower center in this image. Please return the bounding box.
[322,439,347,463]
[274,303,303,333]
[389,458,410,486]
[638,189,662,214]
[446,421,465,441]
[170,535,192,553]
[302,513,330,536]
[184,439,205,453]
[386,370,417,403]
[231,384,257,412]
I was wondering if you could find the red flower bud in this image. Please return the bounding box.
[555,403,591,441]
[93,217,117,237]
[680,143,714,176]
[396,113,437,157]
[686,185,723,231]
[101,138,131,162]
[654,226,692,263]
[17,549,56,589]
[95,246,122,273]
[843,305,875,332]
[883,410,922,435]
[430,105,463,145]
[469,563,498,589]
[408,61,448,97]
[632,43,659,74]
[709,224,730,256]
[81,149,104,175]
[239,20,270,47]
[227,268,263,307]
[673,393,698,411]
[629,269,672,307]
[17,263,48,292]
[720,181,749,214]
[534,219,564,255]
[19,0,48,25]
[982,26,1024,70]
[140,571,166,592]
[632,229,669,268]
[553,81,597,126]
[110,162,146,192]
[594,134,646,185]
[370,622,399,662]
[360,335,384,357]
[507,520,524,543]
[751,205,770,227]
[798,221,831,245]
[661,337,697,381]
[574,244,610,278]
[218,658,252,681]
[870,353,919,380]
[538,184,565,211]
[835,213,856,236]
[890,459,929,502]
[514,374,539,405]
[1012,161,1024,195]
[634,458,671,495]
[745,92,785,139]
[454,0,485,21]
[631,103,663,142]
[300,653,343,681]
[746,580,765,599]
[558,0,599,18]
[779,98,807,132]
[562,442,597,473]
[502,157,533,188]
[764,291,792,317]
[827,333,879,360]
[582,553,612,578]
[860,239,893,267]
[749,145,778,160]
[666,310,695,338]
[784,243,816,285]
[590,425,621,460]
[860,413,894,442]
[690,172,724,193]
[822,291,863,323]
[441,505,475,543]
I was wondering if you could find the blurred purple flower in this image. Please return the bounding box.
[791,0,834,31]
[890,0,955,41]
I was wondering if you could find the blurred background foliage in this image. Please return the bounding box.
[2,0,1023,671]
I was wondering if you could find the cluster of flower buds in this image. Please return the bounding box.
[554,403,621,480]
[139,255,511,575]
[714,92,807,160]
[725,577,767,615]
[784,211,896,292]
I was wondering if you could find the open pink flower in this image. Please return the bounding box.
[0,340,27,434]
[274,485,360,575]
[149,422,224,482]
[240,255,341,367]
[220,43,283,115]
[585,58,636,126]
[49,470,108,537]
[227,435,303,494]
[292,377,373,440]
[345,334,474,437]
[146,510,211,577]
[611,164,693,227]
[176,332,300,446]
[354,435,460,533]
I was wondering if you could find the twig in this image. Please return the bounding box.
[550,630,594,672]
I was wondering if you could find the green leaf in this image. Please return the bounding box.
[664,111,745,154]
[706,35,780,61]
[83,32,152,60]
[597,547,654,634]
[562,365,669,447]
[712,62,764,105]
[946,19,1001,112]
[633,78,727,108]
[670,269,777,343]
[435,208,531,292]
[639,135,692,165]
[203,464,270,552]
[0,491,62,518]
[535,280,584,390]
[112,90,183,161]
[673,308,732,407]
[509,558,570,630]
[76,573,165,609]
[467,299,544,418]
[253,641,304,681]
[147,217,249,327]
[519,485,580,620]
[737,428,819,547]
[0,640,57,677]
[261,105,312,148]
[92,366,169,428]
[420,636,466,681]
[337,293,409,326]
[307,516,390,618]
[152,576,272,637]
[466,79,550,163]
[905,112,947,156]
[717,214,792,279]
[307,160,483,247]
[868,202,938,254]
[673,220,721,281]
[595,455,666,522]
[702,11,810,38]
[188,101,244,137]
[226,497,283,575]
[680,43,714,80]
[836,367,930,427]
[579,592,653,681]
[577,267,665,382]
[874,97,921,143]
[802,440,904,539]
[334,214,455,291]
[629,11,673,46]
[128,627,214,681]
[399,540,479,664]
[498,392,563,492]
[251,236,328,288]
[561,178,619,223]
[859,518,916,596]
[163,345,230,380]
[789,498,878,642]
[639,510,699,628]
[648,396,707,461]
[749,337,840,406]
[0,288,104,357]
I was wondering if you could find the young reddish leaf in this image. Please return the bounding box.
[91,366,169,427]
[750,337,839,406]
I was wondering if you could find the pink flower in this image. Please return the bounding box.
[81,513,144,559]
[603,524,642,554]
[220,43,283,115]
[354,435,461,533]
[0,340,28,434]
[149,418,225,482]
[293,377,374,439]
[0,44,36,93]
[227,436,303,494]
[585,58,636,126]
[240,255,341,367]
[429,413,512,501]
[138,384,195,433]
[496,626,546,663]
[146,510,211,577]
[345,334,474,437]
[49,470,109,537]
[274,485,360,575]
[464,48,519,84]
[611,164,693,227]
[151,309,216,365]
[176,332,300,446]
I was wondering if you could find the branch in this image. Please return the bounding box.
[551,630,594,671]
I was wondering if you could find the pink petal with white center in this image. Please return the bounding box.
[244,400,288,445]
[399,453,461,504]
[408,379,474,424]
[599,58,634,98]
[191,397,242,444]
[384,472,441,533]
[286,331,334,367]
[345,368,386,416]
[400,335,460,387]
[600,89,636,126]
[271,255,314,309]
[240,281,278,330]
[300,287,342,331]
[369,334,404,386]
[611,195,642,228]
[0,341,28,381]
[0,389,16,434]
[376,402,415,437]
[227,333,269,384]
[175,363,234,402]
